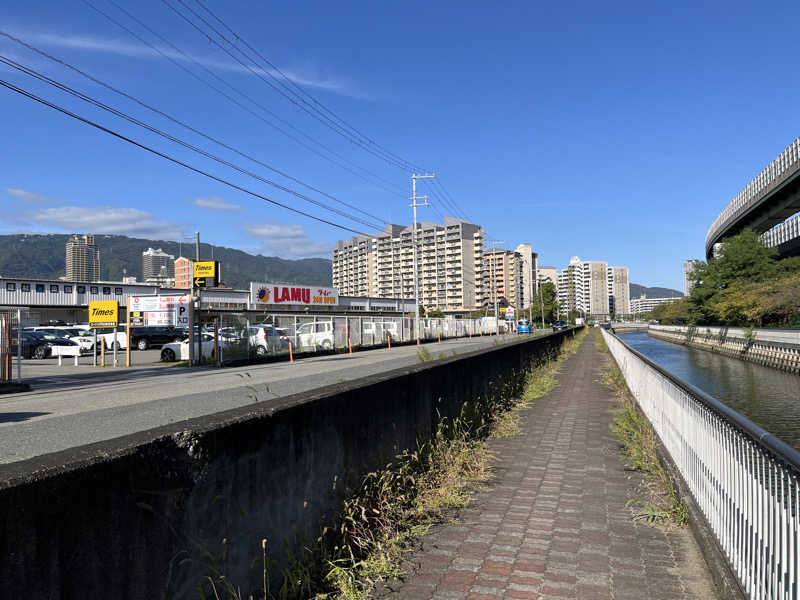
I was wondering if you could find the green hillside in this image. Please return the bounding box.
[0,234,332,288]
[629,283,683,298]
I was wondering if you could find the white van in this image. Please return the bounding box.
[296,321,334,350]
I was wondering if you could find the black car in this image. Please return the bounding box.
[130,326,185,350]
[551,320,568,331]
[13,331,77,359]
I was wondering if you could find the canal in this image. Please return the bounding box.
[617,330,800,450]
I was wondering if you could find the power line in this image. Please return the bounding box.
[0,76,371,235]
[0,28,386,228]
[173,0,423,174]
[194,0,428,174]
[84,0,408,200]
[433,177,470,221]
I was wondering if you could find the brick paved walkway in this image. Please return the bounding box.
[372,330,716,600]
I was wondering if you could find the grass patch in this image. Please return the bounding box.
[416,347,432,362]
[598,336,688,525]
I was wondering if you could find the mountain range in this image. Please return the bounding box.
[0,234,683,298]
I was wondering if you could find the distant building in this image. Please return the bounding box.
[483,248,524,309]
[65,234,100,282]
[683,259,701,296]
[537,266,558,288]
[333,217,485,311]
[174,256,192,289]
[607,266,630,316]
[631,295,680,315]
[515,243,538,310]
[558,256,610,320]
[142,248,175,285]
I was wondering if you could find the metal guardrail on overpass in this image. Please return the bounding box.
[706,137,800,258]
[603,328,800,599]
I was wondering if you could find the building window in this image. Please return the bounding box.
[64,285,73,293]
[102,287,111,295]
[21,283,30,292]
[90,286,99,294]
[50,284,59,293]
[114,287,123,296]
[77,285,86,294]
[5,282,16,292]
[36,284,45,293]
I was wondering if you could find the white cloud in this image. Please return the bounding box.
[10,30,362,97]
[191,196,242,211]
[243,223,332,258]
[6,188,51,204]
[30,206,187,240]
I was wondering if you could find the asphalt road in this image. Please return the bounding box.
[0,333,535,465]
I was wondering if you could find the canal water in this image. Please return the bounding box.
[617,330,800,450]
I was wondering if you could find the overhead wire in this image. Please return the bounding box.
[0,55,384,231]
[0,28,386,228]
[193,0,428,174]
[84,0,408,200]
[172,0,420,174]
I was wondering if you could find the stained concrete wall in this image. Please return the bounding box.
[648,325,800,374]
[0,329,578,599]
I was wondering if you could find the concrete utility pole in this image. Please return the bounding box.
[411,173,435,342]
[490,240,504,334]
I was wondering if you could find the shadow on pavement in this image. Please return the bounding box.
[0,412,50,423]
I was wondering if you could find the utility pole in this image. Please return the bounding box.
[411,173,435,342]
[490,240,504,334]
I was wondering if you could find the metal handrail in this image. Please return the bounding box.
[611,330,800,472]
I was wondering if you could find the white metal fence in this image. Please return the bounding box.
[602,328,800,599]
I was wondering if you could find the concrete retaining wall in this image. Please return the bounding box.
[648,325,800,374]
[0,329,578,599]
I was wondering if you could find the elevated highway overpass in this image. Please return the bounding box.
[706,136,800,258]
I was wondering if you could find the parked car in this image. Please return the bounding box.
[363,321,399,339]
[15,331,79,359]
[160,333,218,362]
[129,326,186,350]
[31,327,95,353]
[295,321,334,350]
[248,325,288,356]
[517,319,531,334]
[551,320,568,331]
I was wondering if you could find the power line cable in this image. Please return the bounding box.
[194,0,428,174]
[433,177,470,221]
[0,28,386,227]
[84,0,408,199]
[0,55,383,231]
[0,76,371,235]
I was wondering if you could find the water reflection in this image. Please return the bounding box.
[618,330,800,450]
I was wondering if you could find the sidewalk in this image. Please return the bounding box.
[372,330,716,600]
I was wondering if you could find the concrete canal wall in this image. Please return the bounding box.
[0,329,579,599]
[648,325,800,374]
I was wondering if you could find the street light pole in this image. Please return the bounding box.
[411,173,435,343]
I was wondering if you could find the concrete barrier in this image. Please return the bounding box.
[0,328,580,599]
[648,325,800,374]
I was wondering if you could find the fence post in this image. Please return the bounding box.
[17,308,22,381]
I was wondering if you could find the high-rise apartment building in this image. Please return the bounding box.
[515,244,538,310]
[65,234,100,282]
[683,259,700,296]
[142,248,175,285]
[483,249,522,309]
[607,266,630,316]
[557,257,628,321]
[332,217,485,310]
[537,266,558,288]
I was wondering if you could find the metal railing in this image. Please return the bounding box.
[602,328,800,599]
[762,214,800,250]
[706,137,800,252]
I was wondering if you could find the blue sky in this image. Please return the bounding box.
[2,1,800,290]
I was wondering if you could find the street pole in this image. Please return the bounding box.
[411,173,435,343]
[490,240,504,335]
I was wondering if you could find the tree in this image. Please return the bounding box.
[535,282,559,326]
[428,308,444,318]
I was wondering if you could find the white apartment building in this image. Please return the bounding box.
[142,247,175,286]
[631,295,680,315]
[65,234,100,282]
[515,243,538,310]
[483,249,523,309]
[537,266,558,288]
[332,217,485,311]
[683,259,701,296]
[607,266,630,316]
[557,257,630,320]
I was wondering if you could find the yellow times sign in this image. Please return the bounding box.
[89,300,119,328]
[193,261,216,278]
